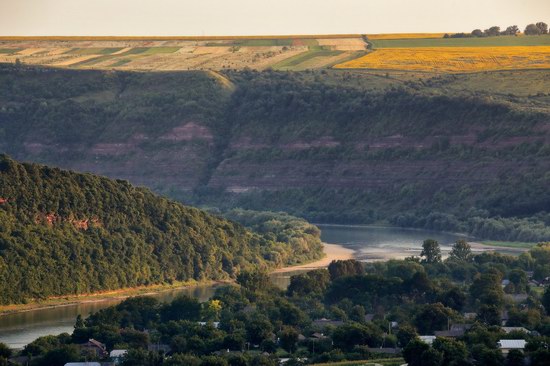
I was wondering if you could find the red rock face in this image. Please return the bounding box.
[34,213,101,230]
[160,122,214,143]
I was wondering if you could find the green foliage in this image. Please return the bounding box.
[328,260,364,281]
[225,209,323,266]
[287,269,330,296]
[0,66,548,242]
[0,156,322,304]
[413,303,457,334]
[421,239,442,264]
[0,342,11,365]
[449,240,473,262]
[236,270,272,293]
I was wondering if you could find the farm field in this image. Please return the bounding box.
[334,46,550,72]
[0,36,366,71]
[367,33,446,40]
[1,34,549,73]
[369,34,550,48]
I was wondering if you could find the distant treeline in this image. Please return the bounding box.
[444,21,548,38]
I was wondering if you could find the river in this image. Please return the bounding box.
[0,225,510,348]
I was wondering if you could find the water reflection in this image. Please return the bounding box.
[0,284,222,349]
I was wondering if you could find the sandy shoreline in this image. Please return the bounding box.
[272,243,355,273]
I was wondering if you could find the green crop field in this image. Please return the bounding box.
[65,47,124,55]
[108,59,131,67]
[273,49,343,70]
[0,48,23,54]
[371,35,550,48]
[69,55,113,67]
[116,47,151,55]
[142,47,181,55]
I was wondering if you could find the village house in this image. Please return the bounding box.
[498,339,526,354]
[109,349,127,365]
[79,339,108,358]
[419,335,436,345]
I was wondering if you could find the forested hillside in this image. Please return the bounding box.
[0,64,549,241]
[0,156,322,305]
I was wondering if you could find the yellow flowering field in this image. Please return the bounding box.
[334,46,550,72]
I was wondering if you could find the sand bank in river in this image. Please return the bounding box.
[272,243,355,273]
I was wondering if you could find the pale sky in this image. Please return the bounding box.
[1,0,549,36]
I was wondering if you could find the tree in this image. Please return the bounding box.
[536,22,548,34]
[438,287,466,311]
[164,354,201,366]
[421,239,441,263]
[473,346,505,366]
[246,316,274,345]
[160,295,201,322]
[470,270,504,308]
[414,303,457,334]
[38,345,81,366]
[237,270,271,292]
[201,356,229,366]
[332,323,383,351]
[477,305,501,326]
[279,326,299,353]
[420,347,443,366]
[542,286,550,315]
[525,24,542,35]
[502,25,519,36]
[287,269,330,296]
[396,324,418,347]
[74,314,85,329]
[484,26,501,37]
[506,349,525,366]
[449,240,472,262]
[509,269,528,293]
[471,29,483,37]
[403,338,430,366]
[433,337,468,365]
[0,343,11,360]
[328,259,363,280]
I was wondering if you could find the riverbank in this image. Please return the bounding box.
[0,280,225,316]
[272,242,355,273]
[469,241,530,253]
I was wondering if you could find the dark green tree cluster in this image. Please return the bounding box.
[445,22,548,37]
[0,156,322,304]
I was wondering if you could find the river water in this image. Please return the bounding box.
[0,225,498,348]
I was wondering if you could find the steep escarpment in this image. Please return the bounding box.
[1,65,549,241]
[0,155,322,305]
